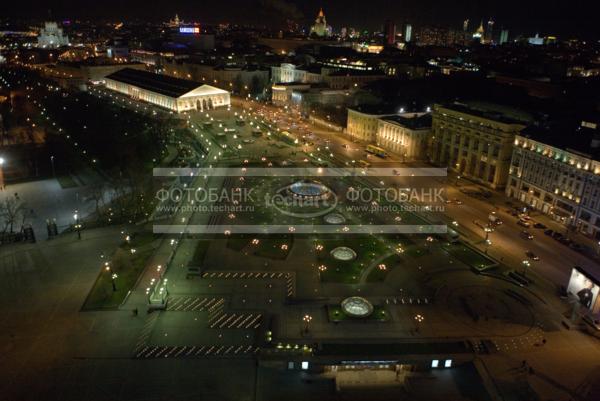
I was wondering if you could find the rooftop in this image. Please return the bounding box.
[105,68,203,98]
[381,113,432,130]
[437,101,533,125]
[349,103,402,116]
[520,120,600,160]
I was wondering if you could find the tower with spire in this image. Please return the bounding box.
[310,8,330,37]
[472,20,485,43]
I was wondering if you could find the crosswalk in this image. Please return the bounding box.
[166,296,225,312]
[384,297,430,305]
[134,344,260,359]
[208,312,262,329]
[201,270,295,297]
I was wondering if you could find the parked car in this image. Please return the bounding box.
[552,232,564,240]
[559,237,573,246]
[544,229,554,236]
[518,214,531,221]
[526,251,540,261]
[533,223,547,229]
[570,243,584,252]
[520,231,534,240]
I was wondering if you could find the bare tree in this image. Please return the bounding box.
[0,196,26,234]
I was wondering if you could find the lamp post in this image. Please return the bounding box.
[302,314,313,334]
[111,273,118,291]
[0,157,5,190]
[50,155,56,177]
[73,211,81,239]
[414,314,425,333]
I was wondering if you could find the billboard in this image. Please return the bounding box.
[567,267,600,313]
[179,26,200,34]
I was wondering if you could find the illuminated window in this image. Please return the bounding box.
[431,360,439,368]
[301,361,309,370]
[444,359,452,368]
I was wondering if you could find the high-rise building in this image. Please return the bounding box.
[463,19,470,32]
[485,19,495,43]
[472,21,484,43]
[384,20,396,45]
[499,29,509,45]
[405,24,412,43]
[310,8,331,37]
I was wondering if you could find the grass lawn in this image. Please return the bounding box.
[327,305,390,322]
[316,236,392,283]
[82,231,157,310]
[56,174,79,189]
[227,234,293,260]
[366,254,403,282]
[442,242,497,270]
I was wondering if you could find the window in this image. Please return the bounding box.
[301,361,309,370]
[444,359,452,368]
[431,360,439,368]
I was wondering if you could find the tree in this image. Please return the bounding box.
[0,196,26,234]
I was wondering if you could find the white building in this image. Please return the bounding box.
[271,63,323,84]
[507,121,600,237]
[346,105,399,142]
[38,22,69,48]
[105,68,230,113]
[376,113,432,160]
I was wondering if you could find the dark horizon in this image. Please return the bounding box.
[1,0,598,39]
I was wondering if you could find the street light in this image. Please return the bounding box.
[73,211,81,239]
[302,314,313,334]
[414,314,425,333]
[111,273,118,291]
[0,157,5,190]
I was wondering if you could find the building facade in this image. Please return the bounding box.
[105,68,230,113]
[429,103,528,189]
[38,22,69,48]
[507,123,600,237]
[376,113,432,160]
[346,106,397,142]
[271,63,323,84]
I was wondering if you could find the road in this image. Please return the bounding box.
[236,97,598,290]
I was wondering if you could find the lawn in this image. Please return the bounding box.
[227,234,293,260]
[82,231,157,310]
[366,254,403,282]
[442,242,497,270]
[316,236,392,283]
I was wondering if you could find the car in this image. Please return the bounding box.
[517,220,531,228]
[533,223,547,229]
[520,231,534,240]
[518,214,531,221]
[453,198,463,205]
[544,229,554,236]
[559,237,573,246]
[526,251,540,261]
[552,232,564,240]
[570,243,584,252]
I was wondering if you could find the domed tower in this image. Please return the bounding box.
[310,8,329,37]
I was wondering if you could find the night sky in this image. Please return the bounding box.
[2,0,597,38]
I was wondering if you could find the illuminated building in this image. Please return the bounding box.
[37,22,69,48]
[507,121,600,236]
[376,113,432,160]
[104,68,230,113]
[405,24,412,42]
[346,105,399,142]
[485,19,495,44]
[499,29,509,45]
[472,21,484,43]
[271,63,322,84]
[310,8,331,37]
[430,102,529,189]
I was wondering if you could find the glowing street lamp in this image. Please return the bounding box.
[414,314,425,333]
[302,314,313,333]
[73,211,81,239]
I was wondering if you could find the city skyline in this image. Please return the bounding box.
[1,0,597,38]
